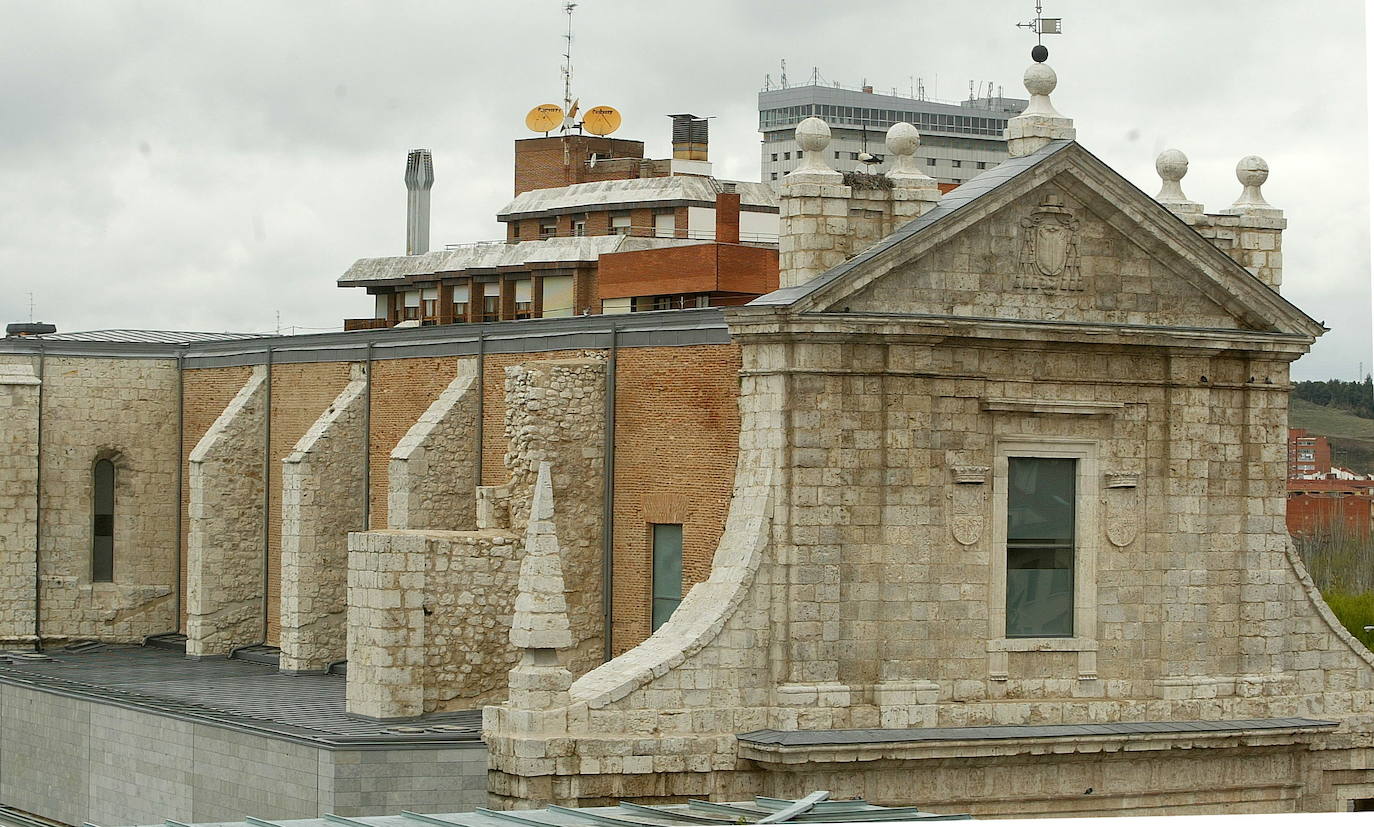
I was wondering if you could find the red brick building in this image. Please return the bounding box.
[343,123,781,329]
[1288,428,1333,477]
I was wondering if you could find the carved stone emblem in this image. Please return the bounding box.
[952,514,983,546]
[949,478,987,546]
[1016,193,1082,291]
[1104,475,1140,547]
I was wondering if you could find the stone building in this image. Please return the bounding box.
[0,51,1370,822]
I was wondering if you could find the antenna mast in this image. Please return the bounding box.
[560,1,580,133]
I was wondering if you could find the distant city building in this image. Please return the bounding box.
[1288,428,1335,477]
[342,115,780,329]
[758,80,1027,188]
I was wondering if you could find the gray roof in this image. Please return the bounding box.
[339,236,706,285]
[19,329,267,344]
[129,791,971,827]
[497,176,777,220]
[737,717,1339,747]
[0,644,480,746]
[750,139,1075,308]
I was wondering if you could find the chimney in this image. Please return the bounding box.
[715,190,740,244]
[405,149,434,255]
[670,114,709,161]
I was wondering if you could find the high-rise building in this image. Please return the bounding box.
[759,81,1026,188]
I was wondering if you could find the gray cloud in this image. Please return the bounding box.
[0,0,1366,377]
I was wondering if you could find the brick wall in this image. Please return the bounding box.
[608,344,742,653]
[514,136,646,195]
[597,244,778,300]
[367,357,462,529]
[1287,493,1373,537]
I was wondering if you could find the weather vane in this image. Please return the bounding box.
[1016,0,1062,61]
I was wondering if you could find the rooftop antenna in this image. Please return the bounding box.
[561,2,579,132]
[764,73,772,91]
[780,59,788,89]
[27,292,34,322]
[811,66,819,86]
[1017,0,1063,56]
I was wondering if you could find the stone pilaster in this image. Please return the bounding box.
[885,122,942,230]
[279,363,367,673]
[0,360,40,646]
[186,366,266,657]
[1004,56,1075,158]
[1216,155,1285,291]
[778,117,851,289]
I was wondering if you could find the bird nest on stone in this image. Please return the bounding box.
[842,171,893,190]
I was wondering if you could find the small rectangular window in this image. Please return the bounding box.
[92,459,115,582]
[611,214,631,235]
[572,218,587,237]
[771,153,778,161]
[783,152,791,160]
[1006,457,1076,637]
[540,223,556,239]
[952,159,962,168]
[651,524,683,631]
[770,172,778,181]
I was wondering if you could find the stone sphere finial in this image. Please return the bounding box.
[795,117,831,152]
[885,121,920,157]
[1236,155,1269,188]
[1154,148,1198,211]
[1230,154,1273,210]
[1156,148,1188,183]
[1024,62,1058,98]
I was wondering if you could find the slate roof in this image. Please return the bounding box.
[737,717,1339,747]
[497,177,777,220]
[338,236,705,285]
[20,329,267,344]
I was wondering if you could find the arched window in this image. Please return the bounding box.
[92,458,115,582]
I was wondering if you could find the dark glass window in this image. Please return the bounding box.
[1006,458,1075,637]
[92,459,115,582]
[651,524,683,631]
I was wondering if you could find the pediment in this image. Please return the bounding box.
[764,142,1322,339]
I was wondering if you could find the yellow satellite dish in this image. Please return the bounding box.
[583,105,622,137]
[525,104,564,134]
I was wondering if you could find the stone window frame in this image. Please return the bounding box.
[90,448,129,585]
[987,436,1101,682]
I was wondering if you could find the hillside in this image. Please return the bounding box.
[1290,397,1374,475]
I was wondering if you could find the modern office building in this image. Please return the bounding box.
[759,82,1026,188]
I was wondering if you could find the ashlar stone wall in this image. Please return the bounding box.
[186,366,267,657]
[388,360,479,531]
[33,356,180,643]
[279,363,368,673]
[487,331,1374,815]
[0,359,41,645]
[346,358,606,719]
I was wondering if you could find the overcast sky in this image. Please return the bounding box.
[0,0,1368,380]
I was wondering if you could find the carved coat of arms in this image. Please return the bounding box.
[1016,194,1083,291]
[1104,472,1139,547]
[948,466,988,546]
